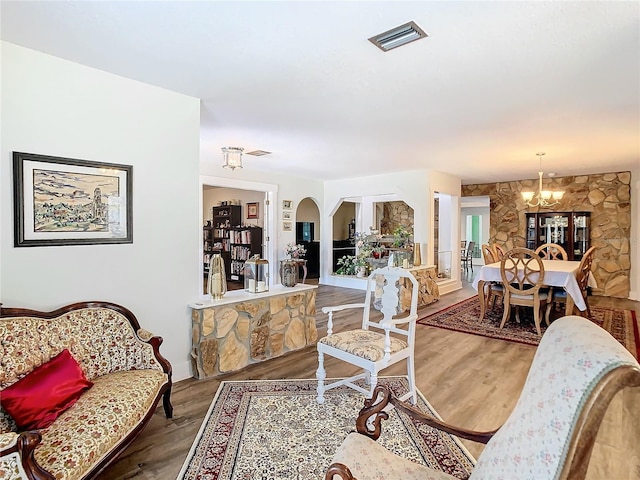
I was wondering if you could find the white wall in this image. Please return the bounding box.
[1,42,201,381]
[203,187,265,228]
[323,169,460,291]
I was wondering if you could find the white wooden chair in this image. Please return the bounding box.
[316,266,419,404]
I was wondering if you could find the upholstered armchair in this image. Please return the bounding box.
[325,315,640,480]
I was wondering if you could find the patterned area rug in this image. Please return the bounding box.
[177,377,475,480]
[418,296,640,359]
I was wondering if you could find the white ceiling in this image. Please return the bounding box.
[1,1,638,184]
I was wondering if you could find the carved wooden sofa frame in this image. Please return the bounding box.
[0,301,173,480]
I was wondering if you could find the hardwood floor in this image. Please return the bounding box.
[98,272,640,480]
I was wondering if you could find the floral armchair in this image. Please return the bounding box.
[326,315,640,480]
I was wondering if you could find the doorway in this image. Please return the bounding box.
[200,175,278,296]
[295,198,321,279]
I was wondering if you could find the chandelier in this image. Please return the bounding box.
[521,152,564,207]
[222,147,243,170]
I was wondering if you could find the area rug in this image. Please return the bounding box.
[177,377,475,480]
[418,296,640,359]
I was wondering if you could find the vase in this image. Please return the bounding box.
[355,265,367,278]
[208,253,227,299]
[413,242,421,267]
[280,259,299,287]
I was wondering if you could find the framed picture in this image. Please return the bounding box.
[283,221,292,231]
[13,152,133,247]
[282,200,292,210]
[282,211,292,220]
[247,202,259,219]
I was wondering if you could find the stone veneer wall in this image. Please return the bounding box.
[462,171,631,298]
[381,201,414,234]
[374,266,440,312]
[190,289,317,378]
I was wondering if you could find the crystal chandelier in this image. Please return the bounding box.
[521,152,564,207]
[222,147,243,170]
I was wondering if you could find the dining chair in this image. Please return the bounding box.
[491,243,506,262]
[500,247,551,336]
[535,242,568,260]
[461,241,475,271]
[316,266,419,405]
[324,316,640,480]
[480,244,503,310]
[552,246,596,317]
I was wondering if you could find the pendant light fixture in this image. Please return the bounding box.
[222,147,243,170]
[521,152,564,207]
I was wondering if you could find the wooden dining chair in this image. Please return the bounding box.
[491,243,506,262]
[552,246,596,317]
[535,242,568,260]
[461,241,475,271]
[500,247,552,336]
[481,244,503,310]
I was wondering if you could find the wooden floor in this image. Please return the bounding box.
[99,270,640,480]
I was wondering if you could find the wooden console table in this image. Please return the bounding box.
[189,284,317,379]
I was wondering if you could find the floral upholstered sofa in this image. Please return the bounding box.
[0,301,173,480]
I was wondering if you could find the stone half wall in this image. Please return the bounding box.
[462,171,631,298]
[191,289,317,379]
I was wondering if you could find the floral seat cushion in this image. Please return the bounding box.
[331,432,459,480]
[318,329,408,362]
[33,369,167,480]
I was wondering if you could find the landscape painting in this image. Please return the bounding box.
[13,152,133,247]
[33,168,119,232]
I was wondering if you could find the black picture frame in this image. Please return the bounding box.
[13,152,133,247]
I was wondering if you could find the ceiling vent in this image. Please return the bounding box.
[245,150,271,156]
[368,21,428,52]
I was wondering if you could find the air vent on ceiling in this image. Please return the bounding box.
[368,21,428,52]
[245,150,271,156]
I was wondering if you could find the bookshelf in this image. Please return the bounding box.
[229,226,263,281]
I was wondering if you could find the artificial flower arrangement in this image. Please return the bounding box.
[335,255,356,275]
[284,242,307,259]
[353,230,384,258]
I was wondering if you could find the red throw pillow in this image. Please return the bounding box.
[1,348,93,430]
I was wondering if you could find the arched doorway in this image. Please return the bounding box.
[295,197,321,279]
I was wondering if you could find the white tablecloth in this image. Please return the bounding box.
[472,260,597,311]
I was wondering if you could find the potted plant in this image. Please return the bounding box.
[335,255,357,275]
[353,256,369,277]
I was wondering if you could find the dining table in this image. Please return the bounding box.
[472,259,597,320]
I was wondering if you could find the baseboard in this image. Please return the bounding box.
[173,360,193,382]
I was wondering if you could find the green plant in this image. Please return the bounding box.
[392,224,413,248]
[335,255,357,275]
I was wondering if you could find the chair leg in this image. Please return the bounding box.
[544,301,552,327]
[533,305,542,337]
[406,356,417,405]
[500,303,511,329]
[316,349,326,404]
[368,371,379,399]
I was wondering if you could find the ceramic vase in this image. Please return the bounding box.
[280,259,298,287]
[208,253,227,299]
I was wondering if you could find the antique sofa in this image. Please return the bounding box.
[0,301,173,480]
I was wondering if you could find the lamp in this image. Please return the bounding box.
[222,147,243,170]
[521,152,564,207]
